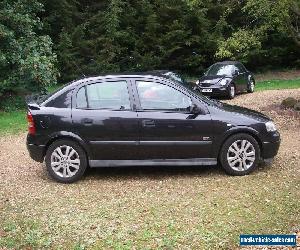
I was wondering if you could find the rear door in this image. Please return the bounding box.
[71,78,139,160]
[132,78,213,159]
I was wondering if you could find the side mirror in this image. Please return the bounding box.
[233,69,239,76]
[189,103,201,114]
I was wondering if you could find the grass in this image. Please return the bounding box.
[0,110,27,135]
[0,84,60,135]
[256,78,300,91]
[0,165,299,249]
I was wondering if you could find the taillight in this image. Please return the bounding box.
[27,111,36,135]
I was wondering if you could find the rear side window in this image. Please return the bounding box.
[76,81,131,110]
[45,89,73,108]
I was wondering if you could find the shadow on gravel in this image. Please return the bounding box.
[83,164,224,181]
[210,92,249,101]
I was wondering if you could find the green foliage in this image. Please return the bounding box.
[0,94,26,111]
[215,0,300,65]
[1,0,300,94]
[38,0,300,83]
[216,29,261,61]
[43,0,219,82]
[0,0,58,96]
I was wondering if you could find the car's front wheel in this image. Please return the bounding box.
[247,79,255,93]
[45,139,87,183]
[227,84,235,99]
[219,133,260,176]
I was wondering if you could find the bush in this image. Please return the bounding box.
[0,94,26,112]
[281,97,297,108]
[0,0,58,96]
[294,102,300,111]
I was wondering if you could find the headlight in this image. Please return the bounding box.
[219,78,230,86]
[265,121,277,132]
[196,80,200,85]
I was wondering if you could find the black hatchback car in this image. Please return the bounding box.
[26,73,280,183]
[196,61,255,99]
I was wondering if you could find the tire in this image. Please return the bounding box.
[219,133,260,176]
[45,139,87,183]
[247,79,255,93]
[227,83,235,99]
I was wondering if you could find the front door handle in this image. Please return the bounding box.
[82,118,93,125]
[142,120,155,127]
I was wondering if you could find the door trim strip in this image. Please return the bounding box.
[89,158,217,167]
[140,141,211,146]
[90,140,212,146]
[90,141,138,145]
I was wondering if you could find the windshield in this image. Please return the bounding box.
[206,64,235,76]
[163,72,185,84]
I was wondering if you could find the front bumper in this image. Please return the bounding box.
[197,86,228,96]
[27,143,45,163]
[261,139,281,160]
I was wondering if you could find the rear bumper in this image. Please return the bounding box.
[27,143,45,163]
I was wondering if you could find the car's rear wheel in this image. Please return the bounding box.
[247,79,255,93]
[45,139,87,183]
[219,133,260,175]
[227,84,235,99]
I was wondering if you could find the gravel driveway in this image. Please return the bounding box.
[0,89,299,249]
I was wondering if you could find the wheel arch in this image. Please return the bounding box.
[45,131,91,160]
[217,127,262,159]
[229,81,237,89]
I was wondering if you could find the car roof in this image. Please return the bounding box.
[63,72,175,90]
[214,61,241,65]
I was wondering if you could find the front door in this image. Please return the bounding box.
[234,64,248,91]
[71,79,139,160]
[133,79,213,159]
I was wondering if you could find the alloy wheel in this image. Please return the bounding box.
[50,145,80,178]
[226,139,255,171]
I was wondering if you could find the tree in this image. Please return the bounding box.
[39,0,300,82]
[289,0,300,46]
[215,0,300,64]
[0,0,58,95]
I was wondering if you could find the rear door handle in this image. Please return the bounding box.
[82,118,93,125]
[142,120,155,127]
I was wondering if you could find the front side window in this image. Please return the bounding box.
[236,63,246,73]
[136,81,192,111]
[76,87,87,108]
[76,81,131,110]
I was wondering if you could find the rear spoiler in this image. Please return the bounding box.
[25,94,45,110]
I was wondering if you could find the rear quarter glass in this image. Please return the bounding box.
[45,89,73,108]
